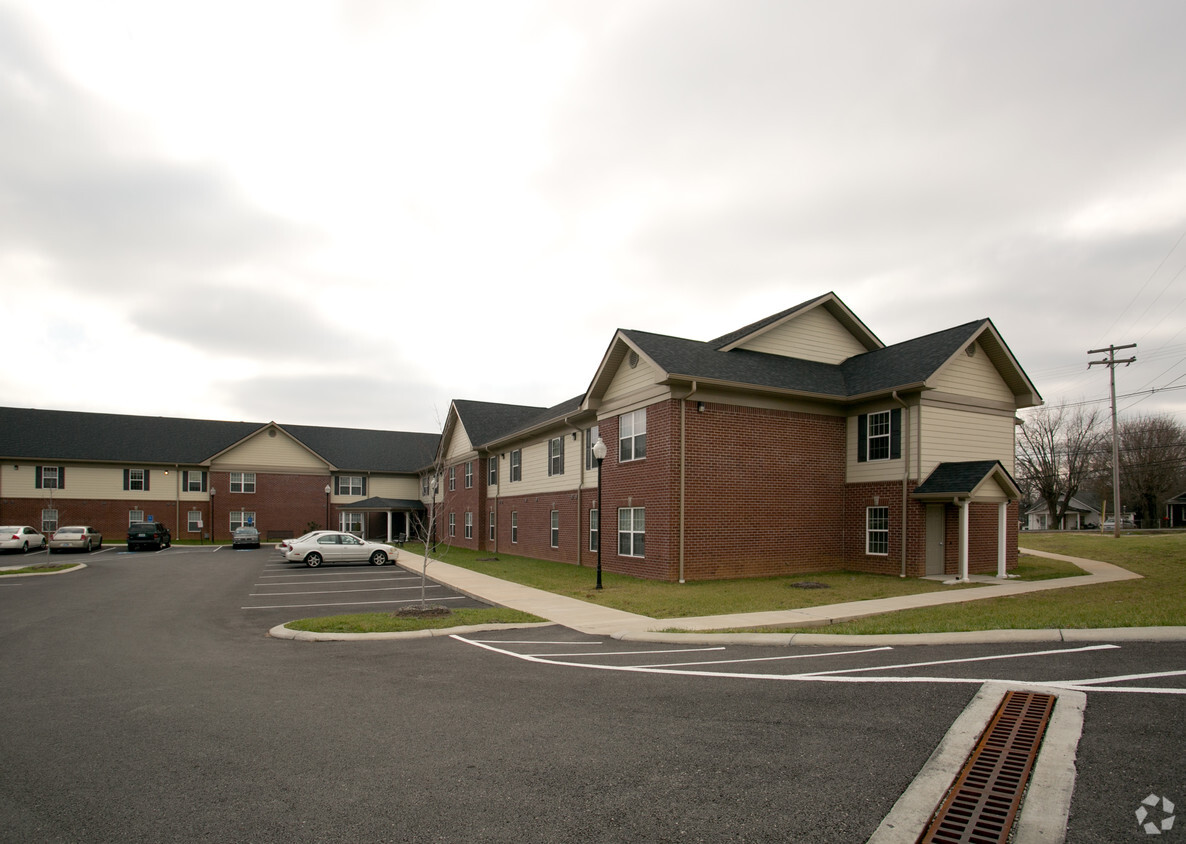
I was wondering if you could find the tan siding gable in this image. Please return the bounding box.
[369,476,421,499]
[214,429,326,471]
[919,405,1016,477]
[445,424,474,461]
[736,307,868,363]
[929,342,1015,402]
[601,350,667,415]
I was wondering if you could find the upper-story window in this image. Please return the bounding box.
[448,467,456,491]
[465,462,473,489]
[619,409,646,462]
[183,471,206,492]
[124,469,150,491]
[857,409,901,463]
[488,458,498,486]
[36,466,63,489]
[584,426,600,470]
[510,450,522,482]
[230,472,256,493]
[336,475,364,496]
[548,437,565,476]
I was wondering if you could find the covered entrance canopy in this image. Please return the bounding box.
[912,460,1021,581]
[346,497,424,542]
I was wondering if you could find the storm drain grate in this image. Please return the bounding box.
[918,690,1056,844]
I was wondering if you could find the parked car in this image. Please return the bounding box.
[0,525,47,553]
[232,526,260,549]
[276,531,318,556]
[48,526,103,553]
[1101,516,1136,530]
[282,531,396,568]
[127,522,171,551]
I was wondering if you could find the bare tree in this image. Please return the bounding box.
[1016,402,1104,530]
[408,418,451,607]
[1110,415,1186,527]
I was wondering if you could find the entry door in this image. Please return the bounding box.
[925,504,946,576]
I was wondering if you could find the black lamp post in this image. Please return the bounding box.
[209,487,215,544]
[324,483,332,530]
[592,437,607,589]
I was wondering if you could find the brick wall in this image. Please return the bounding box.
[208,472,331,542]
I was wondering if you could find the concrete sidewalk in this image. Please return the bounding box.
[383,547,1186,645]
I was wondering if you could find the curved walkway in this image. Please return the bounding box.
[269,547,1186,644]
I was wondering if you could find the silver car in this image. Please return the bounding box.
[282,531,396,568]
[48,526,103,553]
[0,526,47,553]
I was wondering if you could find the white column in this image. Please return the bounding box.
[997,501,1009,578]
[958,498,970,582]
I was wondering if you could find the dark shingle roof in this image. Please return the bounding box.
[623,320,986,400]
[913,460,1017,497]
[453,396,585,448]
[0,407,440,473]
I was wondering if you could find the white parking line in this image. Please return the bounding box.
[250,585,445,596]
[788,644,1120,677]
[636,645,893,669]
[243,595,470,610]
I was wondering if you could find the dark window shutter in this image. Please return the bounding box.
[144,470,150,491]
[361,477,367,496]
[333,477,340,495]
[559,437,565,475]
[890,408,902,460]
[183,470,190,489]
[857,414,868,463]
[123,469,130,490]
[201,472,207,492]
[35,466,42,489]
[58,466,65,489]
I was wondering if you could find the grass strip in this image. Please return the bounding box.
[285,607,545,634]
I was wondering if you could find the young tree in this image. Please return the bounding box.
[1016,402,1104,530]
[409,418,451,607]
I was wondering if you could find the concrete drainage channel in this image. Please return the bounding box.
[870,683,1085,844]
[918,691,1055,843]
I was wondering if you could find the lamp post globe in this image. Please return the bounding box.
[591,438,607,589]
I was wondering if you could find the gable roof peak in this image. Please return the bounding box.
[710,291,883,353]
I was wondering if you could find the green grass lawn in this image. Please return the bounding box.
[806,532,1186,634]
[0,563,79,575]
[284,607,546,634]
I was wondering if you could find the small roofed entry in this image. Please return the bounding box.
[914,461,1021,581]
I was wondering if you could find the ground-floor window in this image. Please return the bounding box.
[449,513,456,538]
[589,507,599,552]
[41,509,58,534]
[230,510,255,531]
[511,511,518,543]
[129,509,144,525]
[188,510,202,532]
[866,506,889,555]
[339,512,363,535]
[550,510,559,548]
[489,510,495,542]
[618,507,645,557]
[464,512,473,539]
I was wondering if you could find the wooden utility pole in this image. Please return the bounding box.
[1088,343,1137,537]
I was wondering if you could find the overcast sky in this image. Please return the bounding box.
[3,1,1185,434]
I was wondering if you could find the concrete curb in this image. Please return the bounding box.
[0,562,87,577]
[613,626,1186,646]
[268,621,555,642]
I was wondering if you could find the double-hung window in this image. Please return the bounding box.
[42,509,58,534]
[36,466,63,489]
[619,410,646,462]
[183,471,206,492]
[585,426,600,469]
[489,509,496,542]
[188,510,202,532]
[124,469,149,491]
[448,467,456,491]
[230,472,256,494]
[548,437,564,476]
[449,513,456,537]
[336,475,364,496]
[866,507,889,555]
[857,409,901,463]
[618,507,645,557]
[464,512,473,539]
[488,458,498,486]
[230,510,255,531]
[510,450,522,482]
[464,462,473,489]
[589,508,599,552]
[510,511,518,543]
[550,510,559,548]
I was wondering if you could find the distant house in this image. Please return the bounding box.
[1024,493,1102,530]
[1,293,1041,579]
[1165,492,1186,527]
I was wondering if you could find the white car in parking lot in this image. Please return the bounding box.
[282,531,397,568]
[1,526,47,553]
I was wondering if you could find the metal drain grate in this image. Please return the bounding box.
[918,690,1056,844]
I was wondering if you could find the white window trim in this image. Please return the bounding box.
[866,506,889,555]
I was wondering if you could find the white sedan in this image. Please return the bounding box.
[282,531,397,568]
[0,526,47,553]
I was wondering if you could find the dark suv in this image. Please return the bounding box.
[127,522,171,551]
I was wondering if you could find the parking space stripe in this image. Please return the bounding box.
[635,645,893,669]
[243,595,469,610]
[250,585,445,596]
